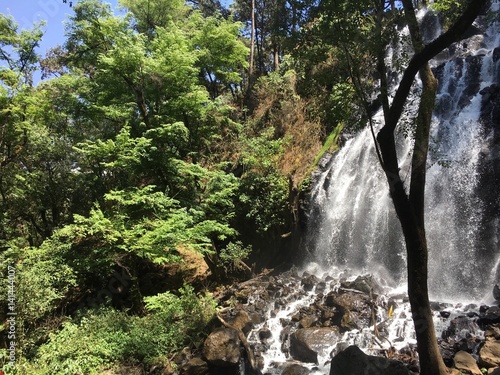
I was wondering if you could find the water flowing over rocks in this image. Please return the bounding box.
[170,270,500,375]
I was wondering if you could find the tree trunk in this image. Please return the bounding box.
[273,45,279,71]
[375,1,488,374]
[249,0,255,86]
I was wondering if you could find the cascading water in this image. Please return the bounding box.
[305,1,500,303]
[242,3,500,375]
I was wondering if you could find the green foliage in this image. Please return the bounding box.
[219,241,252,272]
[48,184,236,269]
[312,123,344,167]
[430,0,468,28]
[143,284,217,345]
[192,13,249,95]
[0,14,43,85]
[0,246,77,362]
[19,286,216,374]
[238,128,290,232]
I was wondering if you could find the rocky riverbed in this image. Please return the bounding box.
[176,269,500,375]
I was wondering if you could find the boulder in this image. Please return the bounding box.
[180,357,209,375]
[479,306,500,327]
[289,327,339,363]
[440,340,456,367]
[341,275,383,295]
[485,325,500,340]
[324,291,371,330]
[329,345,410,375]
[442,316,481,340]
[227,309,253,335]
[480,339,500,368]
[494,284,500,301]
[202,327,241,367]
[299,315,317,328]
[258,328,272,341]
[301,274,320,291]
[453,350,482,375]
[281,363,311,375]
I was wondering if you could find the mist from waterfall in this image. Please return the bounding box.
[304,1,500,303]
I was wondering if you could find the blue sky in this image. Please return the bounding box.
[1,0,233,58]
[0,0,120,57]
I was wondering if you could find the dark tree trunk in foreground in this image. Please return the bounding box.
[375,1,488,374]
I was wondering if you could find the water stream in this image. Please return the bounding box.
[305,0,500,303]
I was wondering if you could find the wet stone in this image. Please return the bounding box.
[301,274,320,291]
[259,328,272,341]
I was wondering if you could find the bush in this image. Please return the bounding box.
[15,286,217,374]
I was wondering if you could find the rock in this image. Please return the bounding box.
[494,284,500,301]
[442,316,481,340]
[228,309,253,335]
[494,47,500,63]
[202,327,241,367]
[316,281,327,293]
[479,306,500,327]
[480,339,500,368]
[485,325,500,340]
[454,338,482,354]
[324,291,371,331]
[301,274,320,291]
[488,368,500,374]
[258,328,272,341]
[249,312,265,325]
[440,311,451,318]
[453,350,482,375]
[289,327,339,363]
[329,345,410,375]
[281,363,311,375]
[440,340,456,367]
[299,315,317,328]
[180,357,209,375]
[341,274,383,295]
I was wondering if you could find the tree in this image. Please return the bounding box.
[373,1,488,374]
[248,0,255,86]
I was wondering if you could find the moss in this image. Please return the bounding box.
[312,123,344,167]
[299,123,344,192]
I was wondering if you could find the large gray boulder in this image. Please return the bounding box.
[329,345,410,375]
[202,327,241,367]
[289,327,339,363]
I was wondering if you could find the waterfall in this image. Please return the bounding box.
[304,1,500,303]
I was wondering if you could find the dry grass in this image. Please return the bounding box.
[251,71,324,188]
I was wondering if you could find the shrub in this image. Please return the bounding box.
[15,286,217,374]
